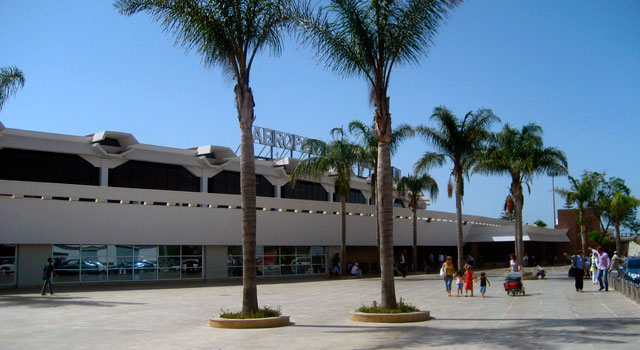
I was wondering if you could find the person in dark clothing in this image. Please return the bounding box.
[564,250,584,292]
[399,252,408,278]
[41,257,54,295]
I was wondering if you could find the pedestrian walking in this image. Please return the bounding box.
[479,272,491,298]
[464,264,476,297]
[589,246,611,291]
[590,252,599,284]
[399,251,408,278]
[455,270,464,297]
[41,257,54,295]
[507,254,520,272]
[441,256,456,297]
[563,250,584,292]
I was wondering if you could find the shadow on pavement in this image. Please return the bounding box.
[295,317,640,350]
[0,295,147,308]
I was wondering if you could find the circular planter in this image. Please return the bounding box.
[350,310,430,323]
[209,315,290,329]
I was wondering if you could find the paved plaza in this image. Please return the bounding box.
[1,266,639,350]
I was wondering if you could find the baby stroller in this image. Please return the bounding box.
[504,271,525,296]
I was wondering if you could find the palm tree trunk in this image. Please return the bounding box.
[236,82,258,315]
[412,207,418,273]
[378,141,397,309]
[455,170,464,271]
[615,221,622,255]
[372,166,380,260]
[512,182,524,267]
[578,209,587,254]
[341,197,347,276]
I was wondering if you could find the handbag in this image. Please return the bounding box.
[439,265,445,277]
[568,266,576,277]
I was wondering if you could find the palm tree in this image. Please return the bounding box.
[294,0,459,309]
[415,106,499,270]
[0,66,25,111]
[115,0,289,315]
[607,192,639,254]
[396,174,438,272]
[290,127,362,275]
[557,171,601,254]
[348,120,413,251]
[474,123,568,266]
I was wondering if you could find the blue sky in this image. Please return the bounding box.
[1,1,639,229]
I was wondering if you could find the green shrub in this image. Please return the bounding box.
[356,298,419,314]
[219,306,282,319]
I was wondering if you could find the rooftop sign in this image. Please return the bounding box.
[253,126,309,151]
[252,126,310,159]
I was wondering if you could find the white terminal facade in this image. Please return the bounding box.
[0,121,569,287]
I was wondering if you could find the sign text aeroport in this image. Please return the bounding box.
[253,126,308,152]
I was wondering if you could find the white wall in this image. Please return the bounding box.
[0,180,515,248]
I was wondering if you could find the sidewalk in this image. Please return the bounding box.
[1,266,638,350]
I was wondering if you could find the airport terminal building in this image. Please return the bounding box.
[0,122,569,287]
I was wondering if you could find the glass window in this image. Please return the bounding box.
[182,256,202,279]
[227,245,327,277]
[0,244,17,286]
[53,245,80,282]
[228,246,242,256]
[297,246,310,255]
[280,246,295,255]
[159,245,180,256]
[109,160,200,192]
[0,148,99,186]
[182,245,202,256]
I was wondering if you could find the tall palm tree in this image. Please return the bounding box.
[557,172,601,254]
[290,127,362,275]
[607,192,639,254]
[348,120,413,251]
[295,0,459,309]
[0,66,25,111]
[415,106,499,270]
[474,123,568,266]
[396,174,438,272]
[115,0,290,315]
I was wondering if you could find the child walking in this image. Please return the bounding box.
[479,272,491,298]
[464,264,476,297]
[455,270,464,296]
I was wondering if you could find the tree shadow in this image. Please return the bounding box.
[0,295,147,308]
[294,317,640,350]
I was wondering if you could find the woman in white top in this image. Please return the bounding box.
[508,254,520,272]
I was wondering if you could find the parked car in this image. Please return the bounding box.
[621,257,640,284]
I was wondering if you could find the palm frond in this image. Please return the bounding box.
[0,65,26,111]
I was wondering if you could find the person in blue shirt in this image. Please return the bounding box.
[41,257,54,295]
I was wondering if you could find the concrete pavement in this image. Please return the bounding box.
[1,266,639,350]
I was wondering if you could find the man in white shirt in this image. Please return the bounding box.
[351,262,362,278]
[589,246,611,291]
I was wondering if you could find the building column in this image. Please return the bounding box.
[99,166,109,187]
[327,191,334,202]
[200,174,208,193]
[275,179,282,198]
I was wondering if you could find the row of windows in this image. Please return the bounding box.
[0,148,99,186]
[227,246,327,277]
[0,148,368,203]
[0,244,16,286]
[52,244,203,283]
[208,171,275,197]
[334,189,366,204]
